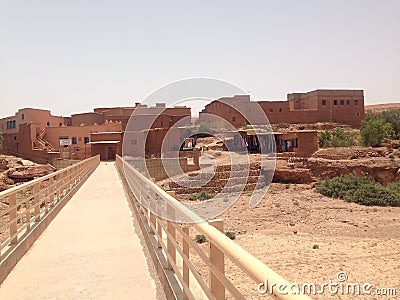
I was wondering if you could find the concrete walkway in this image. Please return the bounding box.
[0,162,162,300]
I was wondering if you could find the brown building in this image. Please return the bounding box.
[1,104,191,162]
[199,89,365,128]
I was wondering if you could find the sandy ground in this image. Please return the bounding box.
[172,146,400,299]
[180,183,400,299]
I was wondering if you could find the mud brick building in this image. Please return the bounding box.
[199,89,365,128]
[1,104,191,162]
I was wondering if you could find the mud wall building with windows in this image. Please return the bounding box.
[199,89,365,128]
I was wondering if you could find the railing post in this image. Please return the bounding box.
[26,189,31,231]
[166,204,176,270]
[34,183,40,222]
[9,193,18,244]
[209,219,225,300]
[49,177,55,207]
[183,226,190,300]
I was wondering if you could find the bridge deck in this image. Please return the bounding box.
[0,162,162,300]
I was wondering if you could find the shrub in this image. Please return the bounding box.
[195,234,207,244]
[316,174,400,206]
[318,129,357,148]
[361,117,394,146]
[225,231,236,240]
[389,153,395,160]
[318,131,331,148]
[187,190,214,201]
[379,110,400,139]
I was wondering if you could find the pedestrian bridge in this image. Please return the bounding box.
[0,156,310,300]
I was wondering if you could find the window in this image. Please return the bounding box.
[59,123,63,127]
[269,108,273,113]
[334,100,338,106]
[84,137,89,144]
[279,108,282,112]
[47,121,50,127]
[340,100,344,105]
[131,139,137,145]
[354,100,359,105]
[346,100,350,105]
[322,100,327,106]
[22,113,25,120]
[356,112,360,117]
[14,136,17,141]
[232,116,236,122]
[72,137,77,145]
[160,121,164,126]
[12,120,16,129]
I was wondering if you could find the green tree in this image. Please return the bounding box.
[360,118,393,147]
[318,131,331,148]
[331,128,357,147]
[379,110,400,139]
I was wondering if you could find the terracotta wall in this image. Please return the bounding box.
[71,112,105,126]
[1,108,69,135]
[199,90,365,128]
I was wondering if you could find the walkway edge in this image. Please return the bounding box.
[0,165,98,284]
[116,162,181,300]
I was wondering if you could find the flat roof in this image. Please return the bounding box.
[88,141,120,144]
[90,132,123,134]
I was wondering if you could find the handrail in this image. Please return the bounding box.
[116,155,311,300]
[0,155,100,262]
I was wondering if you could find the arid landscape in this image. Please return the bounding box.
[163,126,400,299]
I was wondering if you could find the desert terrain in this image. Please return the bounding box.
[165,141,400,299]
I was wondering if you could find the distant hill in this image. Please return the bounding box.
[365,103,400,115]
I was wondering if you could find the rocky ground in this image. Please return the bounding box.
[0,155,55,191]
[163,142,400,299]
[0,155,55,244]
[365,103,400,115]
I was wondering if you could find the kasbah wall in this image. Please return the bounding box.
[199,89,365,128]
[0,104,192,162]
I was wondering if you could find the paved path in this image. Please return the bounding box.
[0,162,162,300]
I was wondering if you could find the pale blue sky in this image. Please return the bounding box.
[0,0,399,118]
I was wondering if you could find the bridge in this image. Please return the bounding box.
[0,155,310,300]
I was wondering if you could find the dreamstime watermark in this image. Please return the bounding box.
[257,272,397,297]
[122,78,276,223]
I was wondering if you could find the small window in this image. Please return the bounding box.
[160,121,164,126]
[131,139,137,145]
[354,100,359,105]
[232,116,236,122]
[334,100,338,106]
[59,122,63,127]
[269,108,273,113]
[14,136,17,141]
[47,121,50,127]
[12,120,16,129]
[340,100,344,105]
[356,112,360,117]
[279,108,282,112]
[22,113,25,120]
[72,137,77,145]
[322,100,327,106]
[84,137,89,144]
[346,100,350,105]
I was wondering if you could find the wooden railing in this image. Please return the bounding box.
[0,155,100,261]
[116,155,311,300]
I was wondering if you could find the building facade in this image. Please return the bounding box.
[199,89,365,128]
[1,103,191,162]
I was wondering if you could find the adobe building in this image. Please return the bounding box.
[199,89,365,128]
[1,103,192,162]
